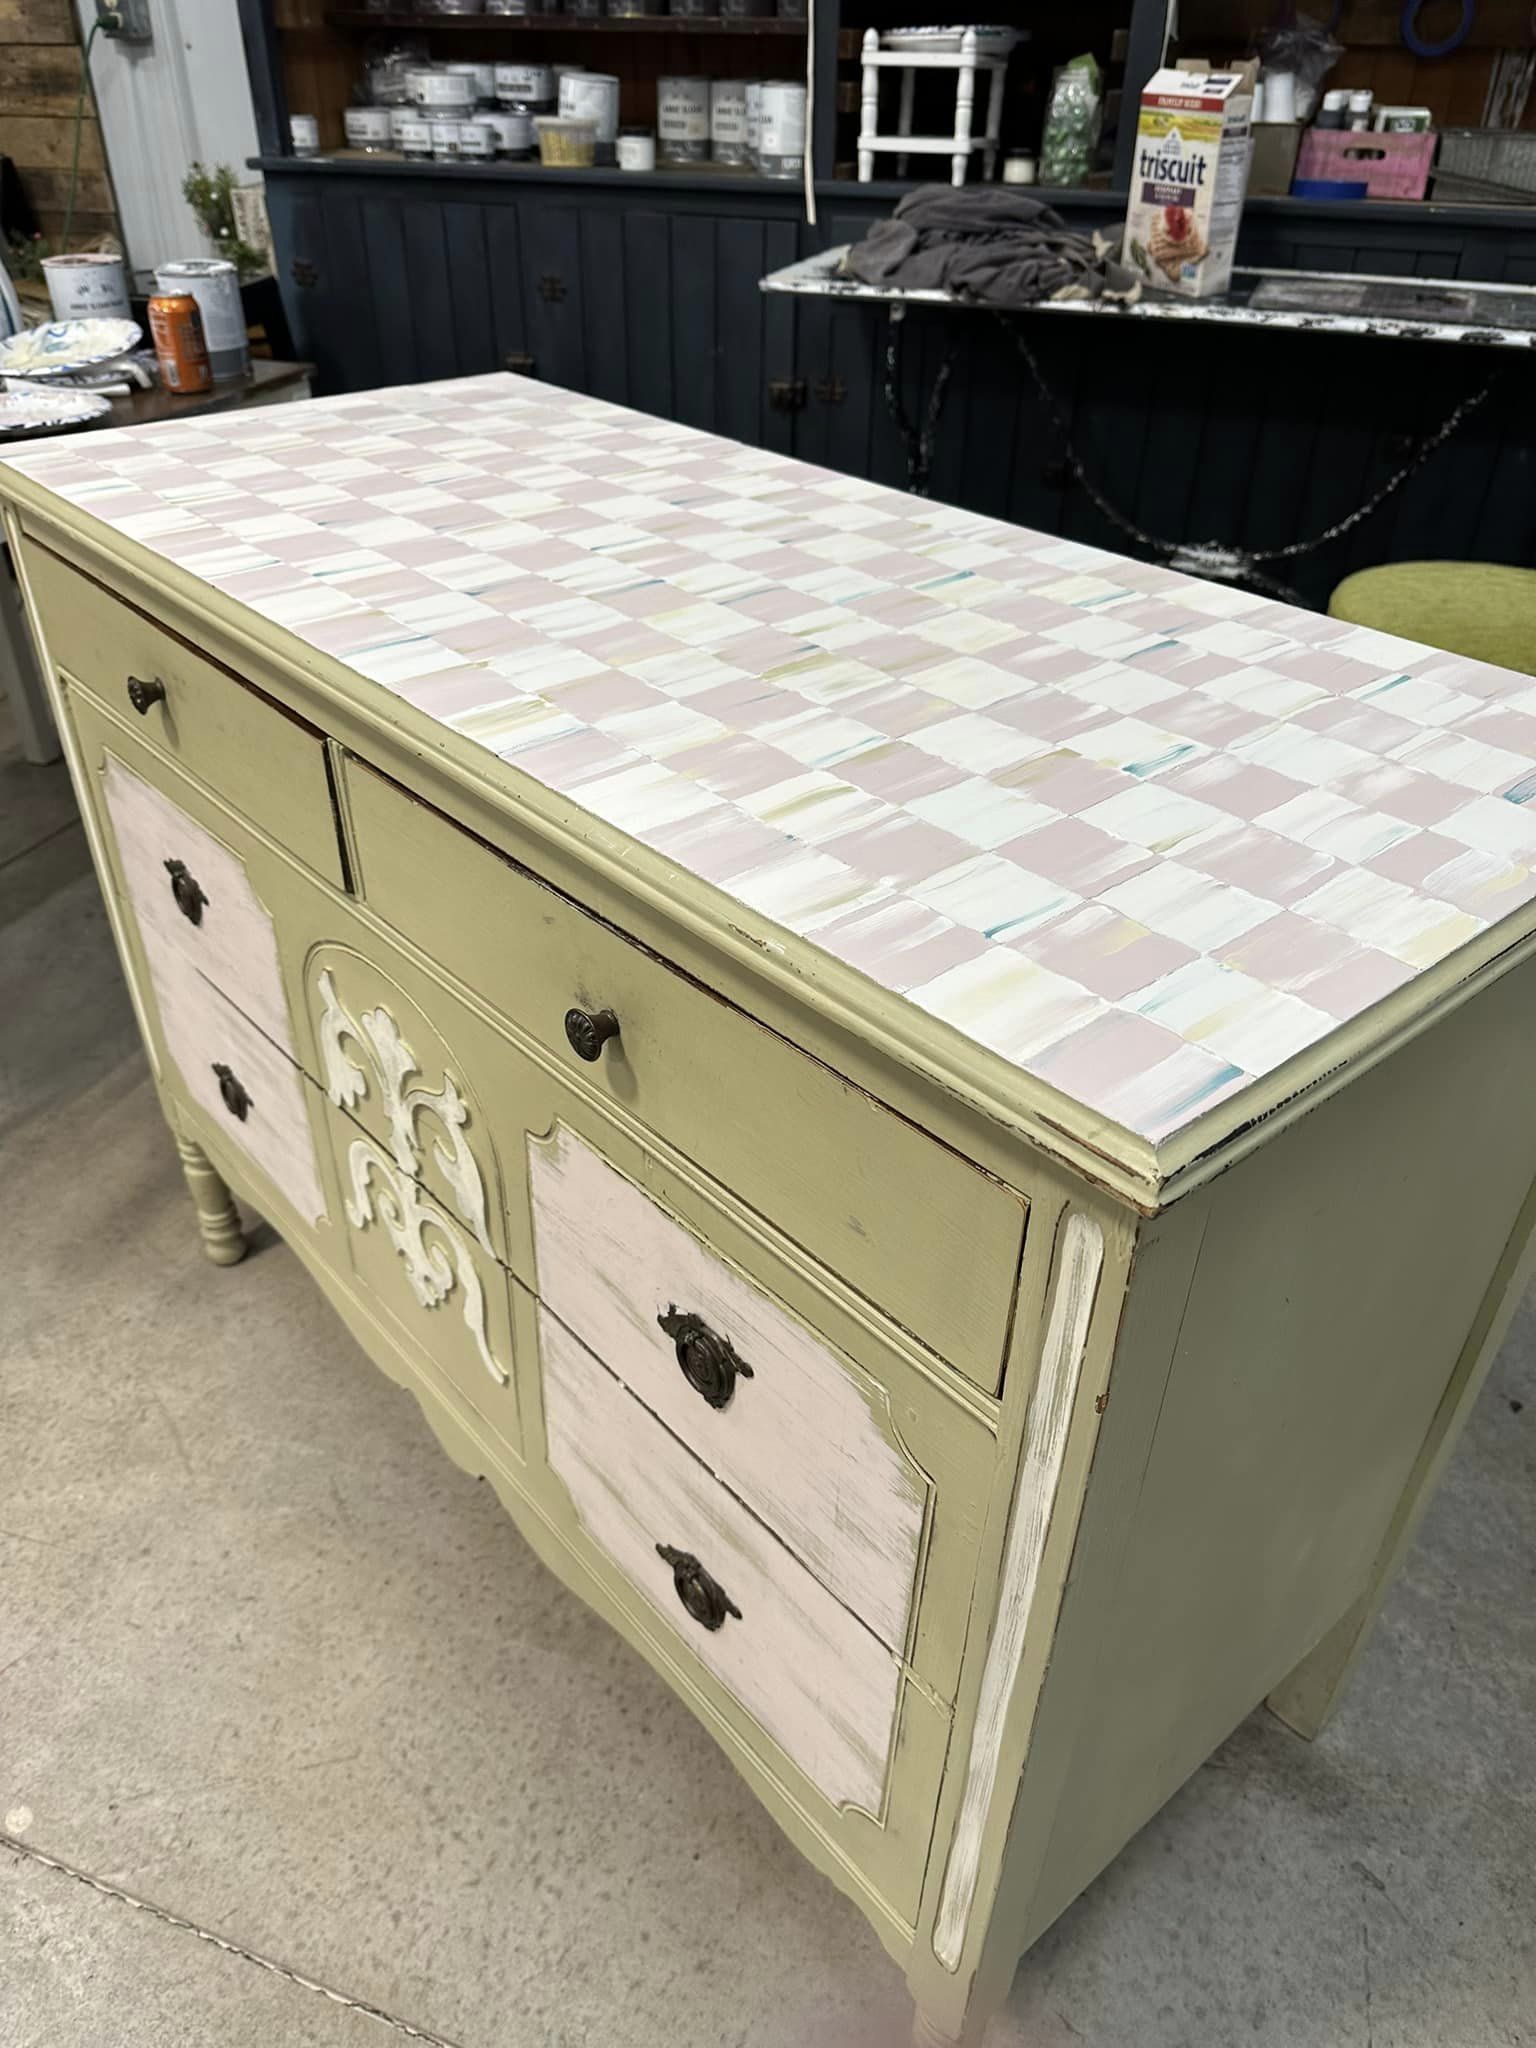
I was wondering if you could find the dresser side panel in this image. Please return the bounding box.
[1019,948,1536,1947]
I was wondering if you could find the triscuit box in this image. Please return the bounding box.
[1124,62,1258,298]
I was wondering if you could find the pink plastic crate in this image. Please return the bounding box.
[1293,128,1436,201]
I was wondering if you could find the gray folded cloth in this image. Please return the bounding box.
[841,187,1140,306]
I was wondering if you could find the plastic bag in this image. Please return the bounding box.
[1040,53,1103,188]
[1256,12,1341,120]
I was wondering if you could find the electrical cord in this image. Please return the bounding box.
[60,17,105,256]
[994,312,1500,600]
[880,304,1502,601]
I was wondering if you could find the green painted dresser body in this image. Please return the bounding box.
[6,379,1536,2047]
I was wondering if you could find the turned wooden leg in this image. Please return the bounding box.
[176,1134,246,1266]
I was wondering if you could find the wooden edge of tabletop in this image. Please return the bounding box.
[7,471,1530,1218]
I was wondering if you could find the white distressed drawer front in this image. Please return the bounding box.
[540,1304,904,1816]
[100,747,295,1056]
[529,1123,927,1658]
[140,924,327,1227]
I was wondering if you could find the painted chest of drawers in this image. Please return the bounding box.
[7,376,1536,2046]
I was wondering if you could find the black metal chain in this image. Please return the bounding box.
[992,311,1503,598]
[884,310,959,495]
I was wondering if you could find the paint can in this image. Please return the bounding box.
[482,108,536,157]
[456,119,496,160]
[744,82,764,165]
[41,251,130,322]
[710,79,750,165]
[658,75,710,165]
[757,80,806,178]
[496,62,553,107]
[394,115,434,159]
[407,68,475,112]
[343,106,394,152]
[289,113,320,156]
[154,258,248,382]
[443,61,496,107]
[558,70,620,155]
[617,126,656,171]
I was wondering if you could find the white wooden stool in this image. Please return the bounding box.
[857,27,1009,187]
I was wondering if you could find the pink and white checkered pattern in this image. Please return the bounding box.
[10,373,1536,1143]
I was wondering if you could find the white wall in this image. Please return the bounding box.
[76,0,261,281]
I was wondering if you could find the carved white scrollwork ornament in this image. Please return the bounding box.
[316,968,506,1386]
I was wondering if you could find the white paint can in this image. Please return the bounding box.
[757,80,806,179]
[408,68,475,112]
[483,109,535,157]
[394,115,433,160]
[559,70,620,148]
[710,79,750,165]
[744,82,764,164]
[443,61,496,107]
[495,62,553,108]
[289,113,320,157]
[154,258,248,382]
[41,251,130,322]
[343,106,394,152]
[658,75,710,165]
[617,127,656,172]
[457,119,496,160]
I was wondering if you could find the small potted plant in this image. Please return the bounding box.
[181,162,294,360]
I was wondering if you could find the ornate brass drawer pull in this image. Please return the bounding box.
[211,1062,252,1121]
[563,1004,620,1062]
[655,1544,741,1632]
[658,1306,754,1410]
[164,857,208,926]
[126,674,166,715]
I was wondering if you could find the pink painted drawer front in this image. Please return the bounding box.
[95,737,296,1057]
[528,1121,927,1660]
[138,920,327,1228]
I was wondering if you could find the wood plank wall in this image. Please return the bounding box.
[0,0,116,246]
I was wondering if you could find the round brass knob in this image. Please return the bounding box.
[564,1005,620,1063]
[126,675,166,715]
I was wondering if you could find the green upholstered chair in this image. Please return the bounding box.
[1329,561,1536,676]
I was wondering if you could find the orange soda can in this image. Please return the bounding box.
[147,292,213,396]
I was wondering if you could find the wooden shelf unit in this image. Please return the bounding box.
[326,10,808,32]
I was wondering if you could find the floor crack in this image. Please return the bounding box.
[1,1831,466,2048]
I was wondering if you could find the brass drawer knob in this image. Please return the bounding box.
[126,675,166,715]
[564,1005,620,1063]
[211,1062,252,1121]
[655,1544,741,1632]
[164,857,208,926]
[658,1307,754,1410]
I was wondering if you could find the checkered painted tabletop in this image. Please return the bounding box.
[9,373,1536,1145]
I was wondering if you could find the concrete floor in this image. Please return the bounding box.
[1,700,1533,2048]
